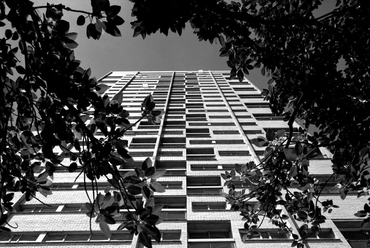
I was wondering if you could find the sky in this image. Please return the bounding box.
[32,0,335,91]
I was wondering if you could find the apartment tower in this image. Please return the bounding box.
[2,71,367,247]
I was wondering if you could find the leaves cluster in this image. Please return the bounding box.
[221,128,368,246]
[0,1,164,247]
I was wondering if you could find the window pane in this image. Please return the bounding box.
[89,233,108,241]
[65,233,90,241]
[162,231,181,240]
[45,233,66,242]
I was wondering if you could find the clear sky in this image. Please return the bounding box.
[32,0,335,91]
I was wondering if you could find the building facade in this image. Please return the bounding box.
[2,70,367,247]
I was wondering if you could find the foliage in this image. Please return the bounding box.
[0,0,164,247]
[129,0,370,245]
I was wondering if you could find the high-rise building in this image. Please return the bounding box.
[2,71,366,247]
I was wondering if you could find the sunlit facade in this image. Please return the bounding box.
[3,71,362,247]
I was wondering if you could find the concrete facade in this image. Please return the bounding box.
[1,71,366,247]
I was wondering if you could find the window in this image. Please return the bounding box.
[206,104,226,107]
[239,122,257,126]
[159,211,186,221]
[187,176,221,195]
[239,229,291,241]
[0,233,39,242]
[208,116,232,119]
[130,137,157,149]
[239,94,264,99]
[157,151,183,156]
[129,151,153,157]
[243,130,263,134]
[306,228,335,239]
[18,205,59,213]
[187,148,215,160]
[187,176,220,186]
[233,87,256,91]
[252,113,285,120]
[158,181,183,189]
[192,202,227,211]
[188,242,235,248]
[162,130,183,135]
[219,151,250,156]
[213,130,240,135]
[156,160,186,169]
[245,102,270,108]
[0,232,133,243]
[167,109,185,114]
[163,120,185,129]
[155,197,186,208]
[160,230,181,241]
[188,123,235,126]
[190,164,234,171]
[186,128,210,138]
[188,221,232,238]
[190,140,244,145]
[335,220,368,247]
[160,137,186,148]
[207,109,229,112]
[188,221,234,248]
[165,170,186,176]
[186,103,204,109]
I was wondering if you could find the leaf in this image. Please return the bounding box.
[265,129,275,141]
[145,167,156,178]
[5,29,12,39]
[108,5,121,16]
[119,110,130,118]
[361,218,370,229]
[151,110,163,116]
[365,204,370,213]
[284,148,298,161]
[0,214,8,226]
[237,70,244,82]
[340,188,347,200]
[4,193,14,203]
[10,32,18,42]
[65,32,78,40]
[144,215,159,225]
[297,243,304,248]
[112,91,123,106]
[0,226,11,233]
[16,66,26,74]
[150,181,165,193]
[251,136,269,147]
[288,166,298,179]
[64,38,78,49]
[77,15,85,25]
[142,185,151,199]
[152,204,163,216]
[127,185,142,195]
[354,210,367,217]
[109,15,125,26]
[244,222,249,230]
[142,157,152,171]
[99,221,111,238]
[106,25,121,37]
[150,170,166,180]
[297,210,308,220]
[68,162,78,172]
[295,142,303,155]
[138,231,152,248]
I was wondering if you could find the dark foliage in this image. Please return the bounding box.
[0,0,164,247]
